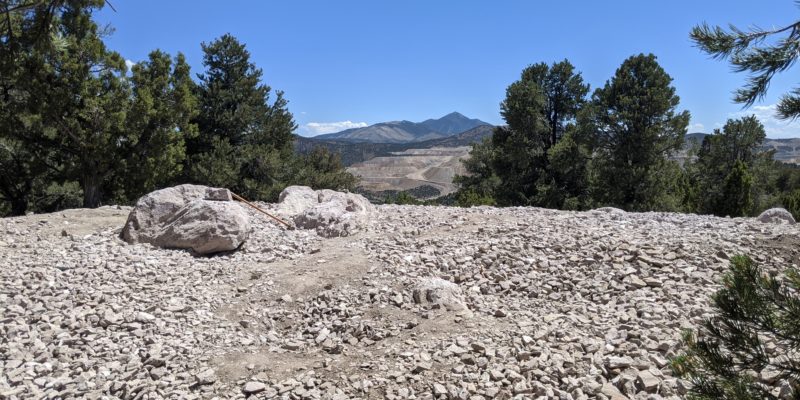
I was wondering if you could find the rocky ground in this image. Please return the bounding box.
[347,147,470,197]
[2,204,799,399]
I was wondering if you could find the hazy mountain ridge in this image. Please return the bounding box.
[312,112,491,143]
[294,124,494,166]
[684,132,800,163]
[418,112,490,135]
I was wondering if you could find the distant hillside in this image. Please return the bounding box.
[685,132,708,146]
[762,137,800,163]
[418,112,489,135]
[295,124,494,166]
[682,132,800,163]
[420,124,494,147]
[313,112,490,143]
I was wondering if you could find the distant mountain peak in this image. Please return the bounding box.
[419,112,491,136]
[442,111,466,118]
[313,112,492,144]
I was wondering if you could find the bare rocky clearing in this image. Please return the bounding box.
[2,204,799,399]
[346,147,470,196]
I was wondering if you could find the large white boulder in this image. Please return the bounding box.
[277,186,373,238]
[121,184,250,254]
[756,208,796,224]
[593,207,625,214]
[316,189,372,213]
[412,277,467,311]
[294,201,364,238]
[276,186,319,216]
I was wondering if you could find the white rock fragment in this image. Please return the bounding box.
[757,207,795,224]
[242,381,266,394]
[412,277,467,311]
[276,185,319,216]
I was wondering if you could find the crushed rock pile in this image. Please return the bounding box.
[1,202,799,400]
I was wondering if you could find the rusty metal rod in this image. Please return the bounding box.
[231,192,292,228]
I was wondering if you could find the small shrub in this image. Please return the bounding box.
[672,255,800,399]
[456,189,496,207]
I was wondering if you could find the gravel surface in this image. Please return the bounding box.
[2,204,798,399]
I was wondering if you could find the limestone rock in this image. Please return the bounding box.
[601,383,628,400]
[756,208,795,224]
[5,190,800,399]
[412,277,467,311]
[121,184,249,254]
[154,200,250,254]
[277,186,319,216]
[316,189,372,214]
[636,370,661,392]
[289,187,373,238]
[243,381,266,394]
[594,207,625,214]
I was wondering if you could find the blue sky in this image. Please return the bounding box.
[96,1,800,138]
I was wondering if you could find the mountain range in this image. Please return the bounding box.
[312,112,491,143]
[295,118,800,201]
[294,124,494,166]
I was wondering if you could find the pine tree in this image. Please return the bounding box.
[456,59,589,207]
[192,34,276,150]
[116,50,198,201]
[291,147,358,191]
[691,13,800,119]
[586,53,690,211]
[543,126,592,210]
[1,1,202,212]
[2,0,130,208]
[453,137,500,205]
[691,116,766,216]
[188,33,297,200]
[672,255,800,399]
[719,160,754,217]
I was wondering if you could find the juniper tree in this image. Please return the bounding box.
[672,255,800,399]
[691,12,800,119]
[116,50,199,202]
[291,146,358,192]
[456,59,589,207]
[453,137,500,206]
[585,53,690,211]
[188,34,297,200]
[1,1,199,210]
[0,0,81,213]
[1,0,130,208]
[690,116,766,216]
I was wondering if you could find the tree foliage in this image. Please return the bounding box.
[456,60,589,208]
[672,255,800,399]
[0,1,201,211]
[2,0,126,209]
[0,4,355,216]
[119,50,198,201]
[585,53,690,211]
[292,146,359,192]
[453,138,499,203]
[184,34,353,203]
[690,116,766,216]
[456,55,694,212]
[691,14,800,119]
[190,34,293,153]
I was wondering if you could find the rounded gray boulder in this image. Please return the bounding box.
[756,208,795,225]
[121,184,250,254]
[412,277,467,311]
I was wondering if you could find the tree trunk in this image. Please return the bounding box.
[83,174,102,208]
